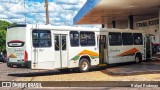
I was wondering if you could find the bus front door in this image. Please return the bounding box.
[145,35,152,59]
[54,34,68,68]
[98,35,107,64]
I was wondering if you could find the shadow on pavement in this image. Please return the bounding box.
[102,60,160,76]
[8,60,160,77]
[7,66,106,77]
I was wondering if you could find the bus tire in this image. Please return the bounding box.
[135,55,141,63]
[79,58,90,72]
[7,63,12,67]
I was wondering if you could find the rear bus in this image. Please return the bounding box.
[6,25,30,68]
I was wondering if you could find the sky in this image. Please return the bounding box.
[0,0,92,26]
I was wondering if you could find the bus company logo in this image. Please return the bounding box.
[2,82,11,87]
[9,53,17,58]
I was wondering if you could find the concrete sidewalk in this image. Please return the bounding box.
[13,60,160,81]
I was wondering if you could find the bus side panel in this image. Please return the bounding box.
[68,47,99,68]
[25,25,33,68]
[68,31,99,68]
[31,29,55,69]
[108,45,145,64]
[31,48,56,69]
[108,46,123,64]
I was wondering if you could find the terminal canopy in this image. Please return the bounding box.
[74,0,160,24]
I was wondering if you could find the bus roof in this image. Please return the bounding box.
[27,24,100,32]
[7,24,146,33]
[7,24,26,29]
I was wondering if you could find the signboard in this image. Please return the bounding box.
[135,18,159,44]
[136,18,159,27]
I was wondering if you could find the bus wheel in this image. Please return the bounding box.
[79,58,90,72]
[135,56,141,63]
[7,63,12,67]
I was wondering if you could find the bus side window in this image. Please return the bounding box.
[54,35,60,50]
[33,33,39,47]
[80,31,95,46]
[32,30,51,47]
[70,31,79,47]
[133,33,143,45]
[109,32,122,46]
[122,33,133,45]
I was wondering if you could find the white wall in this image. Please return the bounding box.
[135,18,159,43]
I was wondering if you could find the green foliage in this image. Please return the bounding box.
[0,30,6,51]
[0,20,11,30]
[0,20,16,52]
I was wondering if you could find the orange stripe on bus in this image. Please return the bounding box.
[78,50,99,57]
[117,48,139,56]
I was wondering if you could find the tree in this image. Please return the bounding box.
[0,20,16,53]
[0,20,11,30]
[0,30,6,51]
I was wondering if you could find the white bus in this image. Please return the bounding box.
[98,29,152,65]
[6,24,152,72]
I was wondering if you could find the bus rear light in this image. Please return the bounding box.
[24,50,28,62]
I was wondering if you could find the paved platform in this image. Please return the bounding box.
[11,60,160,82]
[102,60,160,76]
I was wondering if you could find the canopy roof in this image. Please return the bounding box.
[74,0,160,24]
